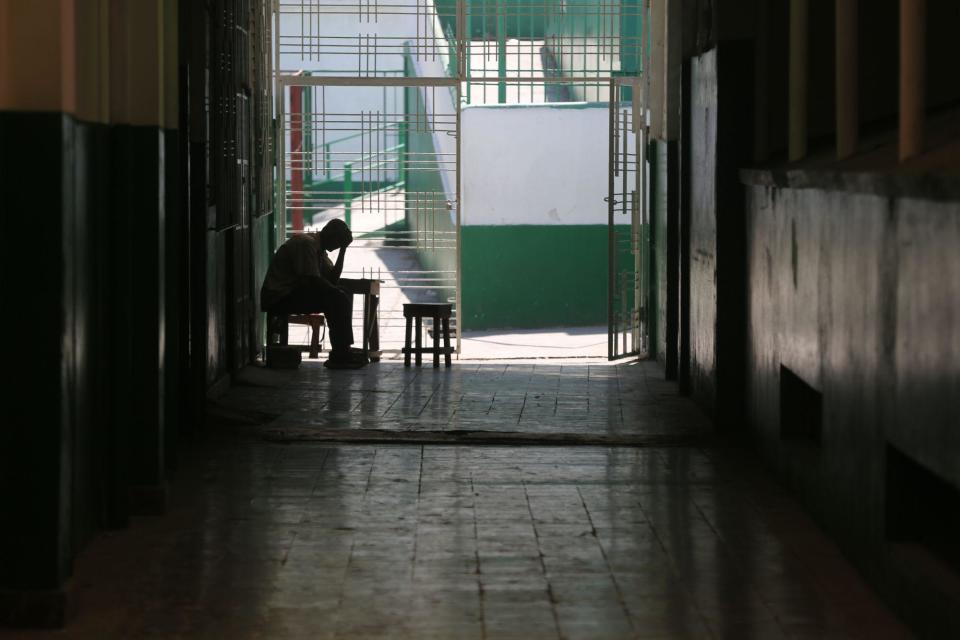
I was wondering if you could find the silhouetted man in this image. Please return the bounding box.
[261,219,366,368]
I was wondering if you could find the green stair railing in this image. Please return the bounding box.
[289,119,406,230]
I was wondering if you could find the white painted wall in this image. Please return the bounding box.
[462,105,613,226]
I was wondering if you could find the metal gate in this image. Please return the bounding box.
[273,0,650,359]
[274,0,462,356]
[607,77,646,360]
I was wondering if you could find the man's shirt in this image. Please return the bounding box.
[260,234,335,310]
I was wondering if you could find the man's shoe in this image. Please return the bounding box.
[325,349,368,369]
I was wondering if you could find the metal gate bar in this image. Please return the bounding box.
[608,77,645,360]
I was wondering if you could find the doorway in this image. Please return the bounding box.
[273,0,649,362]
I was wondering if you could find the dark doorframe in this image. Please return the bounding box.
[678,61,692,394]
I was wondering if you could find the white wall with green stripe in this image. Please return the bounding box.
[461,102,630,329]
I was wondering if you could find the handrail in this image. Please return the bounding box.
[316,121,403,181]
[317,120,402,154]
[291,118,407,226]
[305,142,406,185]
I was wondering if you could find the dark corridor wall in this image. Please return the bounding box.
[685,43,752,428]
[661,0,960,635]
[187,0,276,391]
[1,2,178,613]
[742,175,960,636]
[0,0,275,626]
[688,50,718,412]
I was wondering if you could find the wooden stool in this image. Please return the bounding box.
[403,303,453,367]
[267,312,325,359]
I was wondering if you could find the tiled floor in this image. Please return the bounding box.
[223,361,711,442]
[3,362,911,639]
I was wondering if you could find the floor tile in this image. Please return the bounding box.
[0,363,912,640]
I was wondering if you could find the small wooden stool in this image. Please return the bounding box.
[267,312,325,359]
[403,303,453,367]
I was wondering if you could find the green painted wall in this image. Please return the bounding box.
[462,224,634,329]
[2,112,85,595]
[0,112,173,597]
[436,0,559,39]
[435,0,639,67]
[544,0,643,101]
[253,212,275,352]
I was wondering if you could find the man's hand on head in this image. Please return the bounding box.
[333,233,352,256]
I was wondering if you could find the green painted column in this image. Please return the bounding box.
[497,0,507,103]
[621,0,641,75]
[647,138,660,356]
[466,5,473,104]
[117,0,169,516]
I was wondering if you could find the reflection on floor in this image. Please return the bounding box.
[3,363,910,639]
[223,361,711,443]
[285,323,612,361]
[458,326,609,360]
